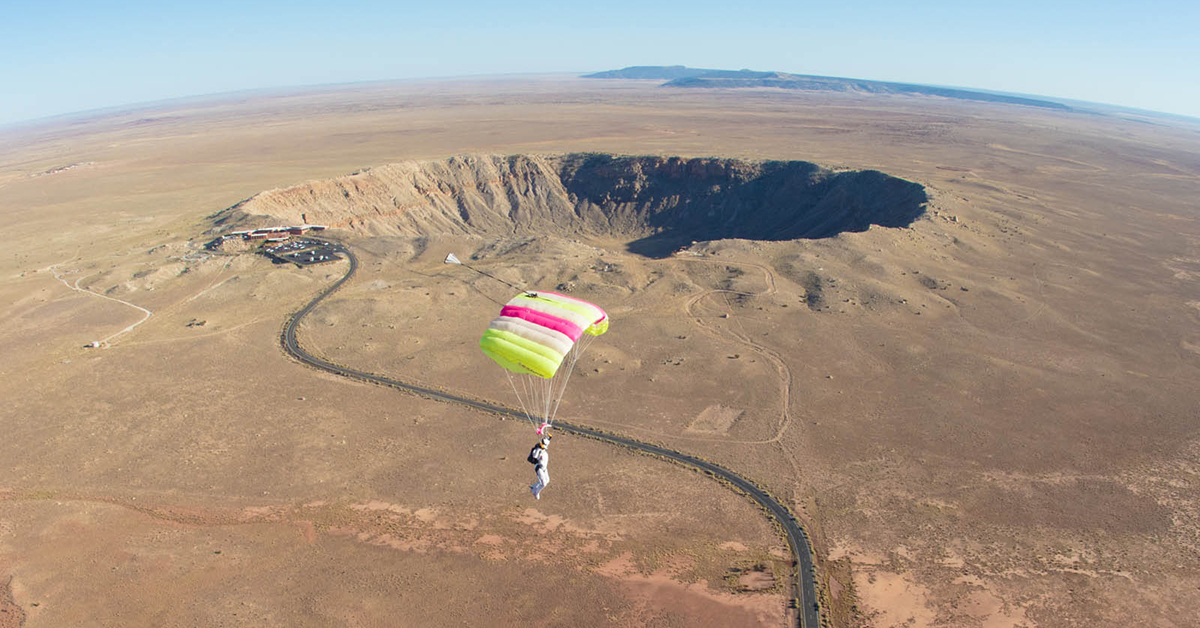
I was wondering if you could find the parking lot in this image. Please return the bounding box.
[263,240,345,266]
[265,238,322,254]
[284,247,343,265]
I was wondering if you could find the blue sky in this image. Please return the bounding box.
[3,0,1198,124]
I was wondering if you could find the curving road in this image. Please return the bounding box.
[280,240,821,628]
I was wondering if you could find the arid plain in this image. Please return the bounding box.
[2,76,1198,627]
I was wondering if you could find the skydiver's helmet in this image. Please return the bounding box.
[540,436,551,447]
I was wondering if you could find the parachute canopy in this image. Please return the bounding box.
[480,291,608,378]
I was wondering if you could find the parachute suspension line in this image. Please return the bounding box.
[505,335,596,433]
[527,372,548,428]
[546,359,572,426]
[542,374,554,431]
[546,333,594,427]
[504,371,537,427]
[511,369,557,431]
[504,371,528,423]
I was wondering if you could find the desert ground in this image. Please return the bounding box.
[1,75,1198,627]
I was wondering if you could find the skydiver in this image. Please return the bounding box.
[528,435,551,500]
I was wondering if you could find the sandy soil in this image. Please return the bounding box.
[2,76,1199,626]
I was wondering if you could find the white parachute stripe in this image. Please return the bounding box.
[487,317,575,356]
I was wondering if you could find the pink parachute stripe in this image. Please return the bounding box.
[535,291,608,326]
[500,305,584,341]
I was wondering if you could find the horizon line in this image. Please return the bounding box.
[4,68,1198,131]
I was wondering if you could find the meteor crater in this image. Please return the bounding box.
[213,153,928,256]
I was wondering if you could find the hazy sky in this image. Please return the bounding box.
[3,0,1198,124]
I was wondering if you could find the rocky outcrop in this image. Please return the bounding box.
[212,153,927,257]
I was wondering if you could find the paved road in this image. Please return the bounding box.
[281,240,821,628]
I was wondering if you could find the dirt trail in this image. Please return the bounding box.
[46,260,152,346]
[588,256,796,447]
[681,257,793,445]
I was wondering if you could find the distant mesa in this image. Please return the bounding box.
[584,66,1071,111]
[210,154,928,258]
[583,66,774,81]
[582,65,720,80]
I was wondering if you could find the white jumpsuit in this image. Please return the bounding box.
[530,446,549,499]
